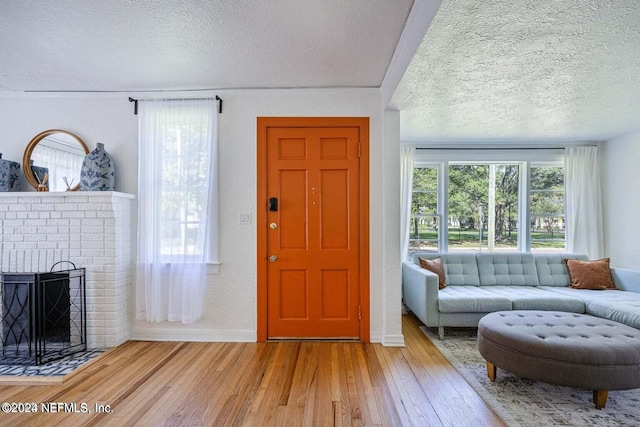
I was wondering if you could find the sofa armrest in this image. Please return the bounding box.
[402,261,440,326]
[611,267,640,293]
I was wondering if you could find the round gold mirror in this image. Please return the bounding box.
[23,129,89,191]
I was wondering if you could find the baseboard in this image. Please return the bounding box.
[130,327,256,342]
[382,334,406,347]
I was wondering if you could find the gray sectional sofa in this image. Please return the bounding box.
[402,252,640,339]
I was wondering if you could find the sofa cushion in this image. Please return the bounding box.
[535,253,588,287]
[565,258,616,290]
[418,257,446,289]
[438,286,511,313]
[477,253,539,286]
[482,286,585,312]
[541,287,640,329]
[414,253,480,286]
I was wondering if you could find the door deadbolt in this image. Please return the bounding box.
[269,255,278,262]
[269,223,278,230]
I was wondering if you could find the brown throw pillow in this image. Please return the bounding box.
[419,257,446,289]
[565,258,615,290]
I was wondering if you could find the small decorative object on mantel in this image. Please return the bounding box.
[0,152,21,192]
[80,142,116,191]
[36,172,49,192]
[30,160,49,191]
[63,177,75,191]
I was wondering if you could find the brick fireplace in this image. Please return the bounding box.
[0,192,134,348]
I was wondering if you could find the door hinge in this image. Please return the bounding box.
[358,142,361,158]
[358,305,362,320]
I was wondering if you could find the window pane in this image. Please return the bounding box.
[408,216,439,252]
[413,167,437,191]
[531,166,564,190]
[412,192,437,215]
[531,166,565,252]
[448,164,519,252]
[409,167,439,254]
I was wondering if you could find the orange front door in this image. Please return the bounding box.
[258,118,368,339]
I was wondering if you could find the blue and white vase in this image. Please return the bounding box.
[80,143,115,191]
[0,153,22,192]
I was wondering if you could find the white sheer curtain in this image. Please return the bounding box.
[565,146,603,259]
[400,146,416,261]
[137,99,218,324]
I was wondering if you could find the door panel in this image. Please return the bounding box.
[265,125,361,338]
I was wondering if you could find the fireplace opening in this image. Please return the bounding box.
[1,265,86,365]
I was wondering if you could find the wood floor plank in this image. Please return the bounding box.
[0,315,505,426]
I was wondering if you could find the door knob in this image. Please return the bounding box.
[269,255,278,262]
[270,223,278,230]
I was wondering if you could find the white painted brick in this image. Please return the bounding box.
[32,203,54,211]
[54,203,79,211]
[0,196,18,204]
[81,241,105,250]
[62,211,86,219]
[17,196,41,204]
[64,196,89,203]
[48,234,70,242]
[1,193,133,349]
[25,234,47,242]
[37,226,58,234]
[9,204,30,212]
[15,226,37,234]
[82,226,104,234]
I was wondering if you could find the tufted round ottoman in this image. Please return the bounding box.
[478,311,640,409]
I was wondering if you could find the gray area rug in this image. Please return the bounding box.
[421,327,640,427]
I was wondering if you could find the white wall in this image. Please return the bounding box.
[0,88,400,344]
[601,129,640,268]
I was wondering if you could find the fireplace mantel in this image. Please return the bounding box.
[0,191,134,348]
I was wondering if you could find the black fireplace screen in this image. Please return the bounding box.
[1,265,86,365]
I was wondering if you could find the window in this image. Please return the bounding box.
[407,149,565,255]
[409,167,439,252]
[448,164,519,252]
[530,166,565,252]
[137,98,218,324]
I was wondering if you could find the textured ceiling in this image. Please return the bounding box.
[0,0,413,92]
[390,0,640,143]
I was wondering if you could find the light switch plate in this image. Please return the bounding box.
[239,213,251,224]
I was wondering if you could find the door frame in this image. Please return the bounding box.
[256,117,370,342]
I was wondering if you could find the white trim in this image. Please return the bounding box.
[369,332,382,344]
[415,149,564,163]
[380,0,443,107]
[130,326,256,342]
[207,262,220,275]
[382,334,406,347]
[408,149,566,253]
[519,162,531,252]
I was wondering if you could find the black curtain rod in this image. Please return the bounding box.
[128,96,222,115]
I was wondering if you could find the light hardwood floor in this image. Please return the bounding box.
[0,315,504,426]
